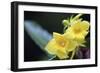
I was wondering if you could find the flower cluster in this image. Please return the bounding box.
[45,14,90,59]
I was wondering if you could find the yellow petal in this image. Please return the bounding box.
[55,48,68,59]
[66,40,77,52]
[63,33,77,52]
[64,28,75,39]
[82,31,89,37]
[45,38,68,59]
[53,32,67,47]
[75,34,85,41]
[71,19,81,28]
[53,32,66,42]
[45,39,58,55]
[81,21,90,30]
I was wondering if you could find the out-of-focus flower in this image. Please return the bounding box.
[45,32,77,59]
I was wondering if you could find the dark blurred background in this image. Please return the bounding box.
[24,11,90,62]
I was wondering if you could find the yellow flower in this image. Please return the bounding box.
[65,20,90,44]
[45,32,77,59]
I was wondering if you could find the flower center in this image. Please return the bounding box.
[59,41,66,47]
[61,42,65,46]
[74,28,81,34]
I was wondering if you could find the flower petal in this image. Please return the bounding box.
[81,21,90,30]
[64,28,75,39]
[53,32,65,42]
[53,32,67,46]
[66,40,77,52]
[55,48,69,59]
[45,39,58,54]
[82,31,89,37]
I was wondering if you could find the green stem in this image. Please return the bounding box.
[70,49,76,59]
[48,55,56,60]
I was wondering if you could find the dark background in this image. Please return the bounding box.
[24,11,90,62]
